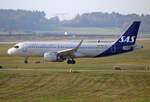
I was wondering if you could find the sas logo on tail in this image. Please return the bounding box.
[119,36,136,43]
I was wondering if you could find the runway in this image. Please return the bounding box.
[0,68,150,73]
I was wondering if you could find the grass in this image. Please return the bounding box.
[0,40,150,102]
[0,71,150,102]
[0,40,150,69]
[58,27,121,35]
[0,27,121,35]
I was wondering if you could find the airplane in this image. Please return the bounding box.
[8,21,142,64]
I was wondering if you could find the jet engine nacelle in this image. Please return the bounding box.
[44,52,63,62]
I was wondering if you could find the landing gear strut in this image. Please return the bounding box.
[24,57,28,64]
[67,59,76,64]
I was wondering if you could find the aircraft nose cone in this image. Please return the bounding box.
[8,49,12,55]
[8,48,14,55]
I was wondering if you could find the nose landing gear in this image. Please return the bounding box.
[24,57,28,64]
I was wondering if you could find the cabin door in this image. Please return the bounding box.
[22,45,27,52]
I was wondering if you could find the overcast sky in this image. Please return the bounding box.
[0,0,150,20]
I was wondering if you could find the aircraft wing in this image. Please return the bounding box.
[57,40,83,58]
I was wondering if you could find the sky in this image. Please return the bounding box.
[0,0,150,20]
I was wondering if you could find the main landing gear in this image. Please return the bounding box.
[24,57,28,64]
[67,59,76,64]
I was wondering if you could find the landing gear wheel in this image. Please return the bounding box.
[67,60,72,64]
[72,60,76,64]
[67,60,76,64]
[24,60,28,64]
[24,57,28,64]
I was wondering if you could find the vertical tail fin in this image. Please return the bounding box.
[115,21,141,46]
[96,21,141,57]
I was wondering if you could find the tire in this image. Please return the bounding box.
[67,60,72,64]
[72,60,76,64]
[24,60,28,64]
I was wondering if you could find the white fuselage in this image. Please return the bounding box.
[7,21,142,64]
[8,41,113,58]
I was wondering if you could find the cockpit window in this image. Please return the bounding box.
[14,46,19,48]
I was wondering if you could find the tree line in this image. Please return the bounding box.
[0,9,150,33]
[63,12,150,33]
[0,9,60,31]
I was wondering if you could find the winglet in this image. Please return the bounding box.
[73,40,83,52]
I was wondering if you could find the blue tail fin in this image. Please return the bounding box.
[96,21,141,57]
[115,21,141,46]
